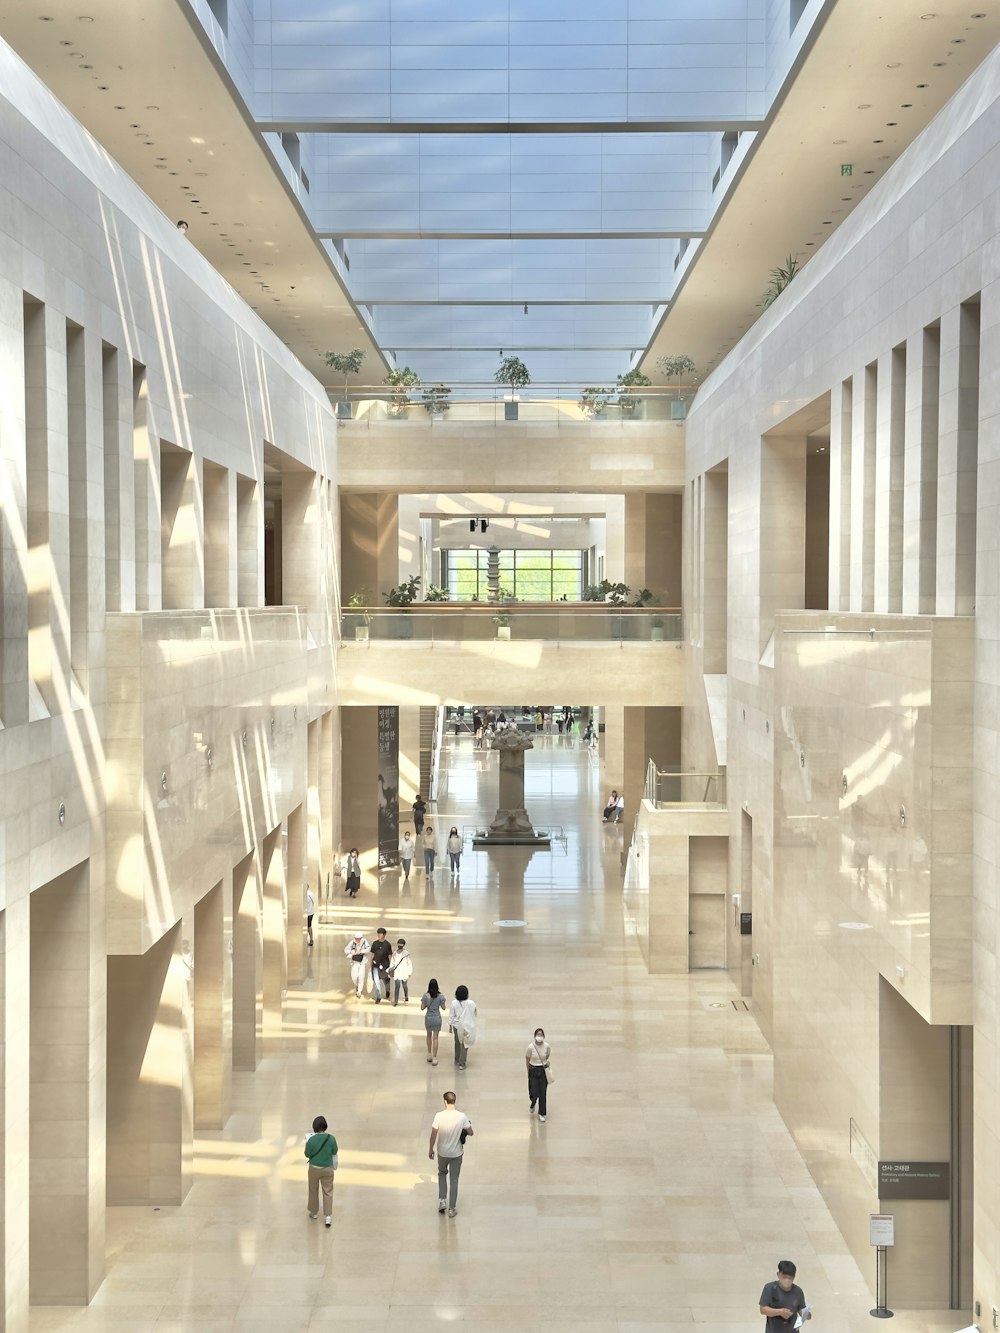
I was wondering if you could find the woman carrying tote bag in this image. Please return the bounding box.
[525,1027,553,1122]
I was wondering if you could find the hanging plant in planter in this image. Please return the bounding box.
[421,383,452,416]
[761,255,800,309]
[580,387,610,418]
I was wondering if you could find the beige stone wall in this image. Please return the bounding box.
[0,45,341,1329]
[681,46,1000,1309]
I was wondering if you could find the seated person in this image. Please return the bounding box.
[602,790,619,822]
[613,793,625,823]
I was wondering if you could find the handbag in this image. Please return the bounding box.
[544,1063,554,1085]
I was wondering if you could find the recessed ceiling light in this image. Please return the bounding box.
[873,138,884,143]
[77,15,94,21]
[833,138,847,144]
[857,103,872,109]
[80,63,92,69]
[864,169,875,174]
[146,104,159,111]
[901,102,913,106]
[886,61,902,68]
[838,921,874,930]
[933,60,946,66]
[59,39,72,45]
[951,38,966,43]
[822,220,832,225]
[920,11,937,17]
[916,83,929,87]
[38,16,54,21]
[842,196,852,201]
[805,241,815,246]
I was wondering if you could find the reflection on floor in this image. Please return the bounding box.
[33,734,966,1331]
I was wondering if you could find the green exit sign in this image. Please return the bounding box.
[841,163,853,176]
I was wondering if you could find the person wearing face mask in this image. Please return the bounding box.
[525,1027,552,1121]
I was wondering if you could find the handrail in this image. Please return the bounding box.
[342,603,682,613]
[326,382,698,397]
[647,767,727,807]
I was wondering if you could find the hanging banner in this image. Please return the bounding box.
[377,706,400,868]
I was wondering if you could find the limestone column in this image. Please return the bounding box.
[193,881,231,1131]
[624,492,682,606]
[29,865,105,1304]
[232,853,262,1071]
[132,363,161,611]
[204,462,235,608]
[340,707,379,879]
[160,445,203,610]
[102,342,137,613]
[603,704,625,792]
[341,492,400,603]
[873,345,906,613]
[322,709,338,891]
[286,805,307,986]
[398,705,421,818]
[0,896,30,1329]
[261,828,286,1037]
[236,474,262,607]
[759,436,806,648]
[828,378,853,612]
[849,362,877,612]
[936,301,980,617]
[106,923,193,1205]
[902,325,940,614]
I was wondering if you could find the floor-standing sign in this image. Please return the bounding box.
[869,1214,895,1319]
[377,706,399,869]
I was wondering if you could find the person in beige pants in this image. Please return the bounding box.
[304,1115,338,1227]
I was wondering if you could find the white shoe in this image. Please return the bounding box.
[308,1211,318,1219]
[324,1216,332,1227]
[438,1200,446,1213]
[447,1207,457,1217]
[539,1115,546,1122]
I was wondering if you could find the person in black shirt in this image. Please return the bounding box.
[759,1260,809,1331]
[369,927,393,1004]
[412,795,426,835]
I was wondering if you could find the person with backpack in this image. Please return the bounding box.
[448,984,478,1070]
[304,1114,338,1228]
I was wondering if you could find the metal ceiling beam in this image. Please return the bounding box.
[357,299,666,307]
[256,118,763,136]
[322,230,702,241]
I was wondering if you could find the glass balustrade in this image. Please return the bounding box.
[644,762,727,807]
[327,383,695,426]
[341,606,682,644]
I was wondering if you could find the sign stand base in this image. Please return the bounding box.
[870,1307,894,1320]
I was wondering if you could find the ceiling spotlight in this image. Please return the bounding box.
[176,219,189,232]
[469,519,476,533]
[480,519,488,533]
[523,303,528,315]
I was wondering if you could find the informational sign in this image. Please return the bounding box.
[878,1161,950,1201]
[377,706,399,869]
[841,163,853,176]
[869,1214,895,1247]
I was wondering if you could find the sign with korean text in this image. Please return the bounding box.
[869,1214,895,1247]
[377,706,399,868]
[877,1160,950,1201]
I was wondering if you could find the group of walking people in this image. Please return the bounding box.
[405,798,463,877]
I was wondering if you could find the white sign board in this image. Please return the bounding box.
[869,1213,895,1247]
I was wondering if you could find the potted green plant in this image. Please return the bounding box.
[423,584,450,601]
[495,355,530,421]
[580,387,610,419]
[762,255,799,310]
[616,369,652,418]
[492,605,513,640]
[383,366,421,418]
[384,575,421,639]
[421,383,451,418]
[325,347,366,419]
[656,354,697,420]
[346,587,373,642]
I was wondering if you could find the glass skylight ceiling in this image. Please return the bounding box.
[249,2,801,384]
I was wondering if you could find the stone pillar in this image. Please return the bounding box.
[106,922,193,1205]
[160,445,203,610]
[232,852,261,1071]
[873,345,906,613]
[261,827,286,1036]
[203,461,235,608]
[759,436,806,650]
[828,377,853,612]
[29,865,105,1304]
[340,707,379,878]
[0,897,30,1330]
[398,705,421,817]
[341,492,399,602]
[936,301,980,617]
[624,492,682,606]
[236,474,262,607]
[193,881,230,1131]
[286,804,307,986]
[487,731,538,838]
[624,706,682,838]
[902,325,940,614]
[848,361,877,612]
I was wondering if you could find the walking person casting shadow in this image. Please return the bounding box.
[304,1115,339,1228]
[428,1090,473,1218]
[421,977,447,1065]
[526,1026,553,1121]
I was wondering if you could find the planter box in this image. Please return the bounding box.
[496,625,511,640]
[354,625,370,642]
[504,401,519,421]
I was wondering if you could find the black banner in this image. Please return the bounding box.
[377,706,399,868]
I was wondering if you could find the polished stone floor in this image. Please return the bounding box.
[33,732,968,1331]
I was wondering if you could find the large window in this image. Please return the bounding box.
[443,550,584,601]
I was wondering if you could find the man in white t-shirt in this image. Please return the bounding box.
[305,887,315,947]
[428,1091,473,1217]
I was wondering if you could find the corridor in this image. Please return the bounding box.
[33,732,960,1332]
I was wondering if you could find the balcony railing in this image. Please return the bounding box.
[645,762,727,807]
[341,604,682,644]
[327,382,695,426]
